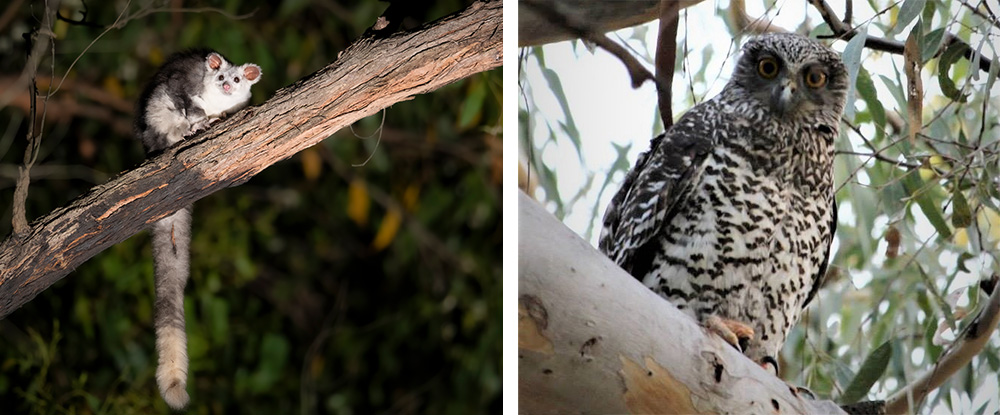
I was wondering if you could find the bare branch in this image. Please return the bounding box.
[728,0,789,34]
[11,0,59,236]
[885,274,1000,415]
[655,0,680,127]
[521,0,669,92]
[807,0,996,74]
[958,0,1000,30]
[518,0,706,47]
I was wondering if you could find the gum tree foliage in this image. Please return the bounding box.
[520,0,1000,413]
[0,1,500,413]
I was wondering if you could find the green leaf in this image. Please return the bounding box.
[809,22,833,38]
[855,68,886,134]
[840,341,893,404]
[917,265,957,327]
[879,73,907,116]
[938,42,970,102]
[894,0,926,35]
[952,189,972,228]
[902,172,952,239]
[957,252,974,273]
[841,27,868,120]
[986,348,1000,372]
[986,47,1000,96]
[920,28,946,63]
[458,78,487,130]
[540,68,583,161]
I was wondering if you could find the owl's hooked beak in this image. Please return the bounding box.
[770,78,797,116]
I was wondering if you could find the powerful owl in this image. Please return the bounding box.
[599,33,847,373]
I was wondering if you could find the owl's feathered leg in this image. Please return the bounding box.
[703,315,755,352]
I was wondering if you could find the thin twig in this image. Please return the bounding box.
[885,275,1000,414]
[841,119,921,169]
[807,0,995,74]
[520,0,669,92]
[958,0,1000,30]
[11,0,59,236]
[655,0,680,127]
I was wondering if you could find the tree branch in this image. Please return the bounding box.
[655,0,679,127]
[521,0,669,92]
[808,0,995,74]
[885,274,1000,415]
[11,0,59,236]
[518,192,847,414]
[518,0,707,47]
[0,0,501,320]
[728,0,789,34]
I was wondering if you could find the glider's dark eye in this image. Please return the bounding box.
[234,77,240,83]
[757,57,780,79]
[218,75,224,81]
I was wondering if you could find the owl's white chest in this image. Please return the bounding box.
[647,146,831,359]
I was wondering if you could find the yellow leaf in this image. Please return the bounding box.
[918,155,946,180]
[346,179,369,226]
[371,208,401,251]
[982,209,1000,242]
[147,46,164,67]
[953,228,968,247]
[918,167,935,181]
[300,147,322,181]
[402,183,420,212]
[103,76,125,99]
[309,355,325,380]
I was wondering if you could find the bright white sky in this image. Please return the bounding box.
[519,1,1000,411]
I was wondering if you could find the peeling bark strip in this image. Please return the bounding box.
[518,296,554,354]
[0,1,502,320]
[517,192,846,414]
[621,355,699,414]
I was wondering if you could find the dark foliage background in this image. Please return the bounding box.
[0,1,501,413]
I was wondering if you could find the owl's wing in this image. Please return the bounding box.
[598,104,717,279]
[802,201,837,309]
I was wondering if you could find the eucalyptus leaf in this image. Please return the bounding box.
[921,28,946,63]
[540,68,583,160]
[856,68,886,134]
[938,42,971,102]
[894,0,927,35]
[902,170,951,239]
[842,27,868,120]
[840,341,893,404]
[952,189,972,228]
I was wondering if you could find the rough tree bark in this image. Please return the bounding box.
[518,192,847,414]
[0,1,501,320]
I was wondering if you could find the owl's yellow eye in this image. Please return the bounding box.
[805,68,827,88]
[757,57,780,79]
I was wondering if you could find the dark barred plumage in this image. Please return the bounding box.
[599,33,846,369]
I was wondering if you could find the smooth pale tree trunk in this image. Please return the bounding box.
[518,191,846,414]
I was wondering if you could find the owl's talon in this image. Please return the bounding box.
[787,383,816,400]
[761,355,780,376]
[704,315,755,353]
